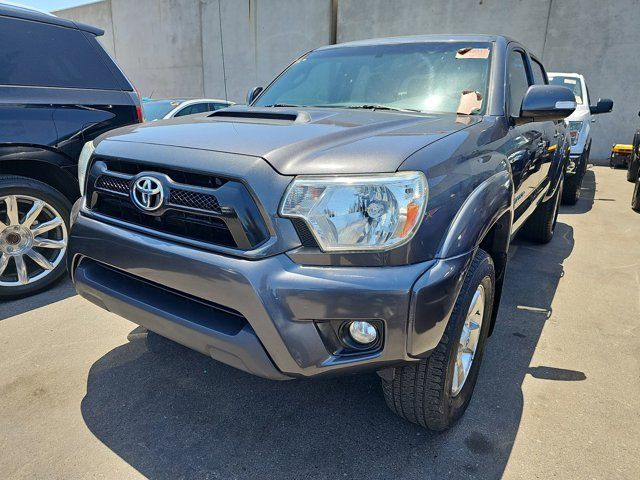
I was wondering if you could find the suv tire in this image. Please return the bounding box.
[0,175,71,299]
[562,173,581,205]
[381,249,495,431]
[523,176,563,244]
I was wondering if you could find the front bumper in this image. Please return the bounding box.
[69,210,472,380]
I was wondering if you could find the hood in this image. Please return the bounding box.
[98,106,481,175]
[565,103,590,122]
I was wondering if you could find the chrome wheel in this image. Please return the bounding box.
[451,284,485,397]
[0,195,67,287]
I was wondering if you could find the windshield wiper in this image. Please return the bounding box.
[320,104,423,113]
[261,103,305,108]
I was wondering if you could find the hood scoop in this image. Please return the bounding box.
[208,107,311,124]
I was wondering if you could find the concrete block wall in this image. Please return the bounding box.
[56,0,640,158]
[56,0,332,102]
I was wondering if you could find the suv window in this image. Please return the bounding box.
[0,16,122,90]
[531,59,547,85]
[508,50,530,117]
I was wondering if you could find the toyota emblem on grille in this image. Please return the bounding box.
[131,176,164,211]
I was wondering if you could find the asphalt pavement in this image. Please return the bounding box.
[1,165,639,480]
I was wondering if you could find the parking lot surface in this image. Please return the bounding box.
[1,166,639,480]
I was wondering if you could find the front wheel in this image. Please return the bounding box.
[561,173,581,205]
[0,176,71,299]
[381,249,495,431]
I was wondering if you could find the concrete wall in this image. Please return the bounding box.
[56,0,640,158]
[56,0,332,102]
[337,0,640,158]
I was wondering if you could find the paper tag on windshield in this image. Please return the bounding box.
[564,78,577,84]
[456,48,490,59]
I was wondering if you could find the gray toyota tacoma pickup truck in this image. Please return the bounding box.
[68,35,574,430]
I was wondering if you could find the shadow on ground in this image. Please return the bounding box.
[0,278,75,321]
[80,174,599,479]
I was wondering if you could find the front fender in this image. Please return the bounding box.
[436,170,514,259]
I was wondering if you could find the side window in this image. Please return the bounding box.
[0,16,122,90]
[188,103,210,114]
[174,105,193,117]
[531,59,547,85]
[210,103,230,110]
[508,50,531,117]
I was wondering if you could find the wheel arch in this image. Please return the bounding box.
[0,146,79,202]
[436,171,514,336]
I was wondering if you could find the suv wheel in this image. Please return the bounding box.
[562,151,588,205]
[0,176,71,299]
[523,176,563,243]
[381,249,494,430]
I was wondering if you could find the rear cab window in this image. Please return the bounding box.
[0,15,129,90]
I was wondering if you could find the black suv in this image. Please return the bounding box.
[0,4,141,298]
[69,35,575,430]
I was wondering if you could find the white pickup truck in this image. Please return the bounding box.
[548,72,613,204]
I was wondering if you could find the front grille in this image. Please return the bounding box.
[94,195,236,247]
[86,158,269,251]
[169,189,220,212]
[96,175,130,194]
[97,173,222,214]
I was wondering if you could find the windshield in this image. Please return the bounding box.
[254,42,492,115]
[142,100,181,121]
[549,76,583,104]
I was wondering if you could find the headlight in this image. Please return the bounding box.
[280,172,427,252]
[77,140,96,196]
[568,121,583,146]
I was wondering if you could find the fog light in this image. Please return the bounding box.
[348,321,378,345]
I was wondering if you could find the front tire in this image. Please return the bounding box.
[381,249,495,431]
[523,176,563,244]
[0,176,71,300]
[561,173,581,205]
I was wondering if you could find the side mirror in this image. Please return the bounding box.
[517,85,576,124]
[246,86,263,105]
[589,98,614,114]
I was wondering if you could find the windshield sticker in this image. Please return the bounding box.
[456,48,490,59]
[564,78,577,84]
[457,91,483,115]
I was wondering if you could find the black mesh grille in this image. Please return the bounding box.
[169,189,220,212]
[88,158,269,251]
[96,175,130,194]
[93,195,236,248]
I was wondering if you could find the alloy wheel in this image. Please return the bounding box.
[0,195,67,287]
[451,284,485,397]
